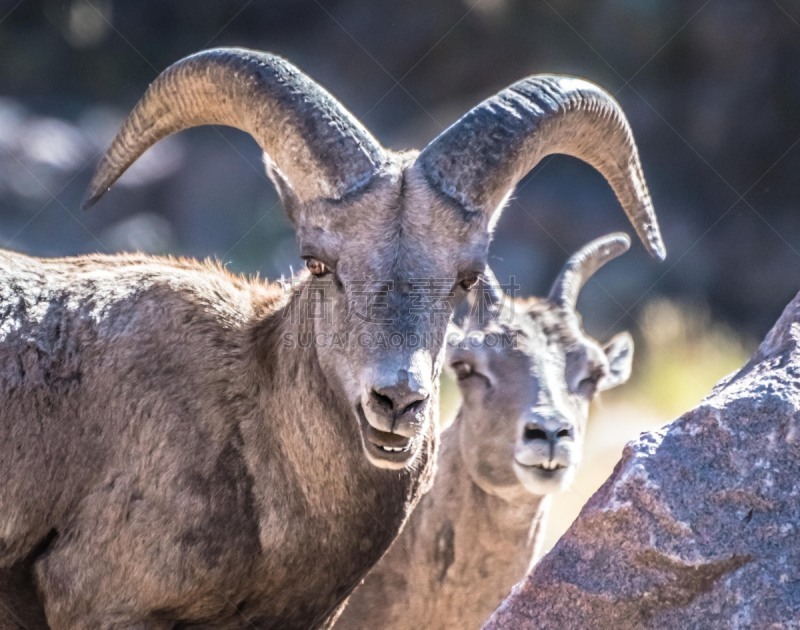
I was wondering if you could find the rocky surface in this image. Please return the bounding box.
[485,292,800,628]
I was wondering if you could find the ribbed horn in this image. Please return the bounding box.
[84,47,386,208]
[548,232,631,309]
[417,75,666,261]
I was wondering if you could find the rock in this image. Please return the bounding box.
[484,292,800,628]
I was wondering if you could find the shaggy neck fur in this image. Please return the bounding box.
[336,407,546,630]
[241,289,437,627]
[0,253,435,629]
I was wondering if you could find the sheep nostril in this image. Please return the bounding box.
[523,425,548,442]
[370,386,429,417]
[404,398,427,415]
[371,390,395,413]
[556,428,572,440]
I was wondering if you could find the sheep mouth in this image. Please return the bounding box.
[514,459,568,477]
[356,404,414,467]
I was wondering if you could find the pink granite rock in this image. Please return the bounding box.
[485,293,800,628]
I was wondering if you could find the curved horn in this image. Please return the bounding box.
[84,47,386,208]
[548,232,631,309]
[417,76,666,261]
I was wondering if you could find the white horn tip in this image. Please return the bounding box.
[649,234,667,261]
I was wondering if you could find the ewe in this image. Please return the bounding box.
[0,47,662,628]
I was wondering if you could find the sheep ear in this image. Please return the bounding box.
[599,331,634,391]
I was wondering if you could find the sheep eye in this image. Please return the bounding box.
[451,361,474,381]
[305,258,330,277]
[460,272,480,291]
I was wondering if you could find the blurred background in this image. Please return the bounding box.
[0,0,795,548]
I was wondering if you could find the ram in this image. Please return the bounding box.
[337,233,634,629]
[0,48,664,628]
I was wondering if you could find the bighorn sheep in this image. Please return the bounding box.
[335,233,634,629]
[0,47,664,628]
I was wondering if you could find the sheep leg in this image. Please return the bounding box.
[33,537,178,628]
[31,474,246,629]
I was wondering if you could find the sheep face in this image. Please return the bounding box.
[84,47,662,476]
[448,300,633,498]
[288,161,491,470]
